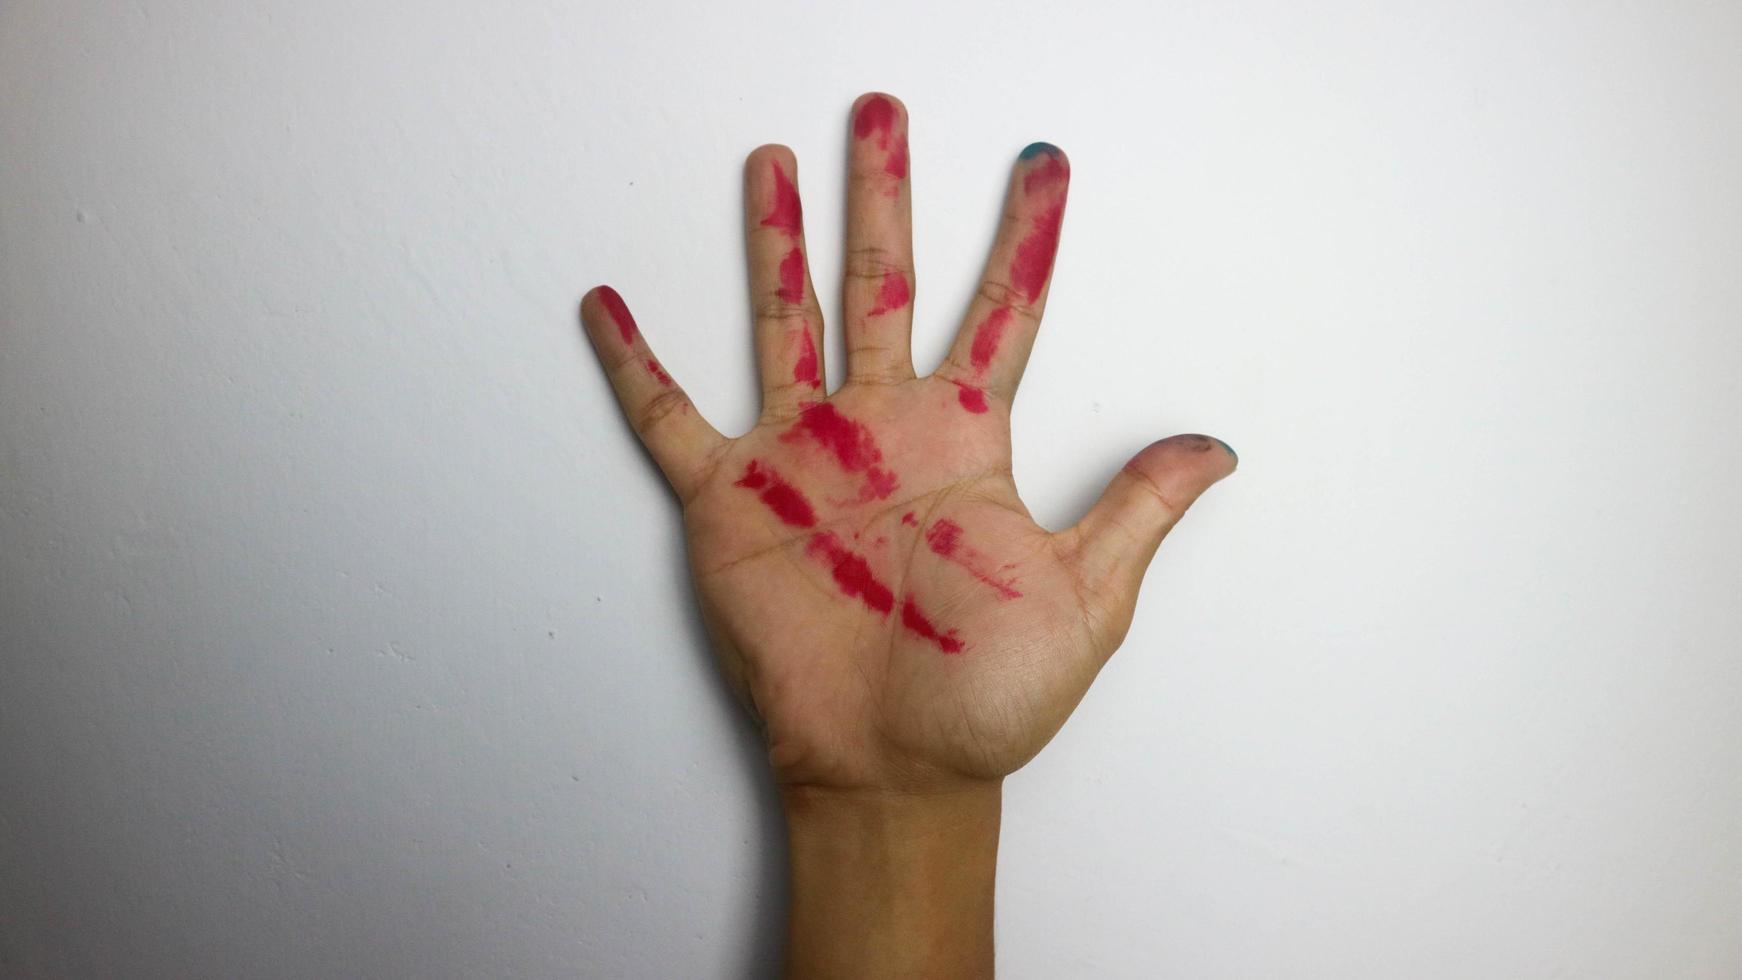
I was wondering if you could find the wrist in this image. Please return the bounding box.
[780,780,1003,980]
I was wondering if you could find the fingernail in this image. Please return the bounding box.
[1019,141,1060,160]
[1212,437,1238,465]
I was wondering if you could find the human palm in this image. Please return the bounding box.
[581,94,1235,795]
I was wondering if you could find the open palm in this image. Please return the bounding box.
[580,94,1235,795]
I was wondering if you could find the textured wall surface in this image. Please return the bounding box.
[3,1,1740,977]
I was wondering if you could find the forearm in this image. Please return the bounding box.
[781,780,1003,980]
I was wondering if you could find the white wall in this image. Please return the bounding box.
[3,1,1739,977]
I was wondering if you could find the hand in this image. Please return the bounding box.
[579,93,1236,977]
[581,93,1235,796]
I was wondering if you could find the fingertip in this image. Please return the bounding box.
[579,283,607,314]
[1019,141,1065,162]
[1133,433,1238,484]
[1016,142,1070,199]
[746,143,797,174]
[581,284,638,346]
[853,91,908,123]
[747,145,804,234]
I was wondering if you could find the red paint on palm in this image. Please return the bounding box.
[901,596,964,653]
[861,467,899,500]
[735,460,818,528]
[597,286,638,345]
[792,326,820,389]
[807,531,894,614]
[924,518,1022,600]
[761,162,803,234]
[925,518,963,554]
[952,381,989,414]
[1010,203,1063,304]
[867,270,910,316]
[780,402,900,501]
[900,512,917,526]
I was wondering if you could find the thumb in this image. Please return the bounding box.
[1061,434,1238,645]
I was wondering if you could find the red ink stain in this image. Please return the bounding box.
[969,306,1012,371]
[952,381,989,414]
[867,270,910,317]
[735,460,817,528]
[887,134,908,179]
[807,532,894,614]
[1010,203,1063,303]
[901,596,963,653]
[952,306,1008,412]
[855,97,909,179]
[643,358,673,386]
[855,96,896,140]
[762,162,803,235]
[924,518,1022,599]
[597,286,637,345]
[1022,155,1069,196]
[777,247,805,303]
[792,326,820,389]
[864,467,899,500]
[925,518,962,556]
[900,512,916,526]
[781,402,899,501]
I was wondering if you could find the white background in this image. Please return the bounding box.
[3,1,1739,977]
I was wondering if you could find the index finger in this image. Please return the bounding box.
[580,285,727,501]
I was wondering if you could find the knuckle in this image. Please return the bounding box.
[604,346,644,375]
[634,388,692,436]
[751,296,812,324]
[1123,466,1185,521]
[974,279,1038,319]
[842,245,910,284]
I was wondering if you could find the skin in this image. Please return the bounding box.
[579,92,1237,979]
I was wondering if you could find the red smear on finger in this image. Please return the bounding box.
[867,270,910,317]
[597,286,638,345]
[807,532,894,614]
[855,96,909,180]
[855,96,896,140]
[781,403,900,500]
[777,247,805,303]
[901,512,917,526]
[925,519,1023,599]
[969,306,1012,371]
[901,596,964,653]
[1022,155,1069,196]
[762,162,803,235]
[886,134,908,179]
[792,326,820,389]
[952,380,989,414]
[735,460,818,527]
[1010,203,1063,303]
[643,359,673,386]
